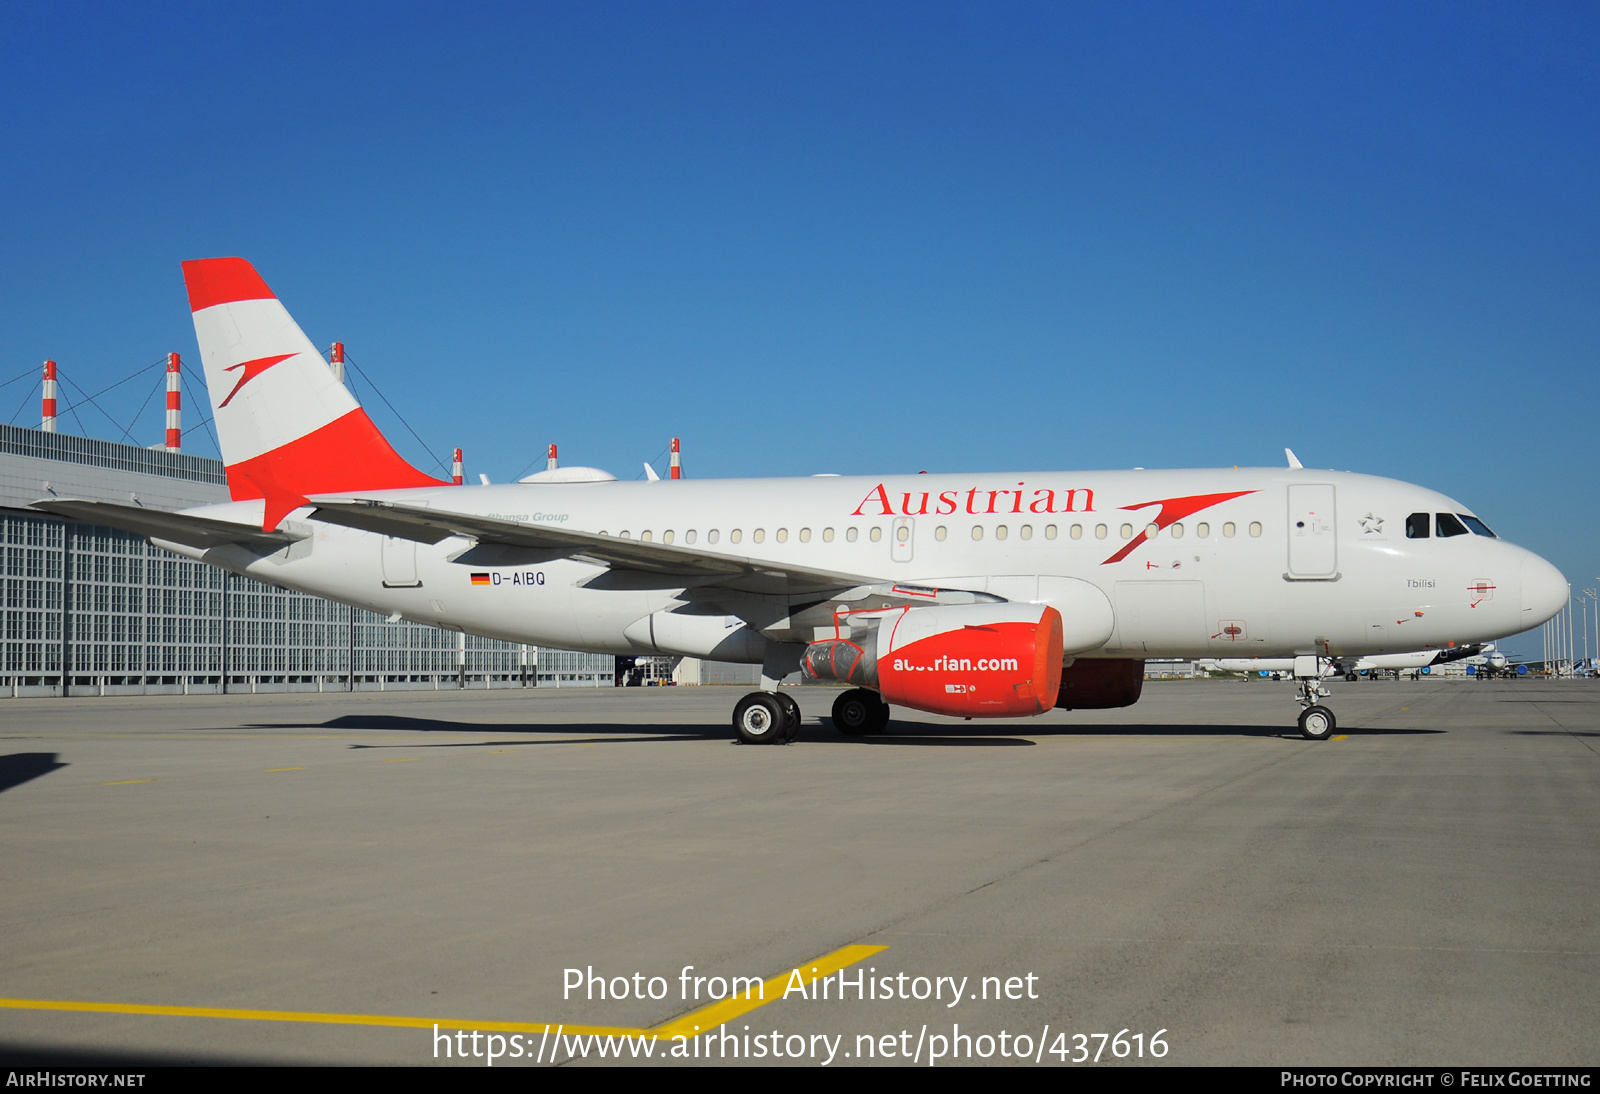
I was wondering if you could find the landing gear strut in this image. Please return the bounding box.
[1293,656,1337,741]
[732,691,802,744]
[832,688,890,736]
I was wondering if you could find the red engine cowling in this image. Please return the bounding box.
[1053,658,1144,710]
[803,603,1064,718]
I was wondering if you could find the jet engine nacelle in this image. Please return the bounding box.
[802,602,1064,718]
[1054,657,1145,710]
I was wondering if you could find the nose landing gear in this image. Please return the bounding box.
[1293,655,1337,740]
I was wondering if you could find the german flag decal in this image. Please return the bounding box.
[470,573,491,586]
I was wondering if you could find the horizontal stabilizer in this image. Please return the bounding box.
[310,499,877,595]
[32,499,306,551]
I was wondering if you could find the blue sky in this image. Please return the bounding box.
[2,2,1596,656]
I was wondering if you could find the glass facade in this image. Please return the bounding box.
[1,511,614,696]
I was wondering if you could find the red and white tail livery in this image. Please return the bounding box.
[182,258,442,529]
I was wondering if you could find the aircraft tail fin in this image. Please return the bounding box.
[181,258,443,529]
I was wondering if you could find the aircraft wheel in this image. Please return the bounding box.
[774,692,802,741]
[1298,704,1336,741]
[832,689,879,736]
[733,693,787,745]
[867,697,892,735]
[1345,672,1358,682]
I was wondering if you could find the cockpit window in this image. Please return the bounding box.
[1436,512,1469,538]
[1457,514,1497,538]
[1405,513,1430,539]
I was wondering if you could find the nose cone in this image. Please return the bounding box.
[1519,554,1568,627]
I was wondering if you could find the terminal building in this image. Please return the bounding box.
[0,420,617,698]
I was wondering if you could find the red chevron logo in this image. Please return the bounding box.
[219,353,295,408]
[1101,490,1258,565]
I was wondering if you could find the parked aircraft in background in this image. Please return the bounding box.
[1204,642,1498,680]
[34,259,1571,742]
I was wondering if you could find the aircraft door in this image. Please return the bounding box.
[891,517,914,563]
[1286,484,1338,578]
[382,537,420,588]
[380,502,427,588]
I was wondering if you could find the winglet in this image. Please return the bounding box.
[1285,448,1304,469]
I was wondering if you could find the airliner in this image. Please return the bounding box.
[36,259,1570,742]
[1203,643,1492,680]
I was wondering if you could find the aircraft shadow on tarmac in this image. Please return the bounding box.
[242,714,1439,747]
[0,752,67,794]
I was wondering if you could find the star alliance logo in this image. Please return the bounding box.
[1359,513,1384,534]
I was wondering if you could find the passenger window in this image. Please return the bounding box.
[662,530,674,544]
[1046,525,1059,540]
[822,527,834,542]
[754,529,766,543]
[972,526,984,541]
[1069,524,1081,539]
[995,525,1008,540]
[798,528,810,543]
[1223,522,1235,538]
[776,528,788,543]
[934,526,947,541]
[730,529,741,543]
[1458,514,1497,538]
[1436,513,1469,538]
[1196,522,1208,538]
[1119,524,1133,540]
[1145,523,1159,537]
[641,531,652,542]
[1249,522,1262,538]
[1020,525,1032,540]
[685,530,696,544]
[708,530,719,544]
[869,527,882,542]
[1405,513,1430,539]
[846,527,858,543]
[1170,523,1184,539]
[896,525,909,542]
[1095,524,1108,539]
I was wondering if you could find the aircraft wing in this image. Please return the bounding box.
[32,498,306,551]
[308,498,882,595]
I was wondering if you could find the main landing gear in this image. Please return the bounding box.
[831,688,891,736]
[732,691,802,745]
[1293,656,1338,741]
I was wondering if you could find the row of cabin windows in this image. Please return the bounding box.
[1405,513,1498,540]
[595,521,1267,544]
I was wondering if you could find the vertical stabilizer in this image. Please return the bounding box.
[181,258,443,528]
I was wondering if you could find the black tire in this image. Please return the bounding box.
[867,697,891,734]
[1345,672,1358,682]
[832,689,877,736]
[1298,704,1336,741]
[775,692,802,741]
[733,693,786,744]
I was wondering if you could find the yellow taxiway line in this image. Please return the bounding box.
[0,943,888,1040]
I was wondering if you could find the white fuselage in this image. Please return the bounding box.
[154,467,1568,663]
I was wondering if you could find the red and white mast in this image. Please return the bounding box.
[165,353,182,450]
[330,341,345,384]
[40,360,57,433]
[452,447,463,485]
[547,443,558,471]
[670,436,681,479]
